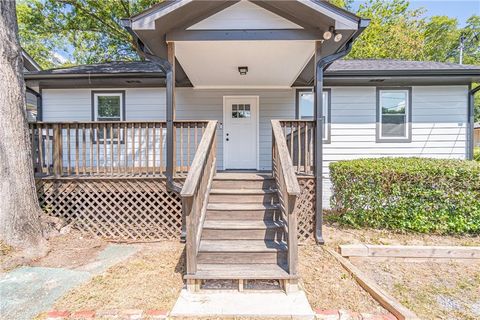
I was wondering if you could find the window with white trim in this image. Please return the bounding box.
[93,92,124,142]
[296,89,330,142]
[377,88,411,142]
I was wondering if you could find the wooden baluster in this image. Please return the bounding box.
[74,123,79,175]
[124,122,128,174]
[304,122,309,174]
[138,123,143,173]
[131,123,135,174]
[53,124,62,177]
[36,124,43,174]
[117,123,121,173]
[89,124,93,174]
[146,123,150,174]
[297,122,301,173]
[180,123,184,173]
[109,123,114,174]
[160,123,164,173]
[289,122,293,163]
[102,124,107,173]
[194,124,198,152]
[95,123,100,174]
[187,122,190,172]
[152,123,157,174]
[81,123,86,174]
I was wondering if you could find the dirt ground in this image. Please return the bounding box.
[53,241,185,311]
[354,259,480,320]
[299,242,386,314]
[31,230,106,269]
[323,222,480,248]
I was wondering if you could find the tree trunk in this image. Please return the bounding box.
[0,0,44,248]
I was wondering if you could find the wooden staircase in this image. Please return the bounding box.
[184,173,297,291]
[180,121,301,293]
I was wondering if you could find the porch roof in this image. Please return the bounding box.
[122,0,368,88]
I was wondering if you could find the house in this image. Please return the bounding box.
[22,50,42,122]
[24,0,480,292]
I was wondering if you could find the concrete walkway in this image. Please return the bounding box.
[170,289,315,319]
[0,244,138,320]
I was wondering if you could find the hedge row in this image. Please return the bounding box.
[475,147,480,162]
[329,157,480,235]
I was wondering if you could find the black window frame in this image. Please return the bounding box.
[295,88,331,144]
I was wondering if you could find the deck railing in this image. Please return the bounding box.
[180,121,217,282]
[272,120,301,278]
[280,120,315,176]
[29,121,208,177]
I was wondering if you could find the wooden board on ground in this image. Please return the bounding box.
[325,248,420,320]
[340,244,480,259]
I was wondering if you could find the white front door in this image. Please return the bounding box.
[223,96,259,169]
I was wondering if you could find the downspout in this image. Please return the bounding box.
[121,19,177,190]
[468,84,480,160]
[314,19,369,244]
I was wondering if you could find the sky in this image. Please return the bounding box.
[351,0,480,26]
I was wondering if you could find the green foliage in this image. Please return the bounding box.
[16,0,159,68]
[349,0,426,60]
[329,158,480,235]
[474,148,480,162]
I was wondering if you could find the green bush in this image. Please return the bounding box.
[329,158,480,235]
[474,147,480,162]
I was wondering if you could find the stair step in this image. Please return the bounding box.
[210,188,276,194]
[207,203,279,211]
[212,174,275,189]
[206,209,277,221]
[185,263,295,280]
[203,220,284,230]
[214,173,273,180]
[202,220,285,240]
[199,240,287,253]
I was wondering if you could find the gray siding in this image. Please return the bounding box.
[42,85,468,207]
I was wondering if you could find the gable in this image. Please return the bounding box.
[187,0,302,30]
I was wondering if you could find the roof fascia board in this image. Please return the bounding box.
[24,72,166,80]
[131,0,193,30]
[325,70,480,77]
[301,0,358,30]
[166,28,324,41]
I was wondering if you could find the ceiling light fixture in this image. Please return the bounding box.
[238,66,248,75]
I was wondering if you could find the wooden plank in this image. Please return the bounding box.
[340,244,480,259]
[180,121,217,197]
[271,120,300,196]
[326,248,420,320]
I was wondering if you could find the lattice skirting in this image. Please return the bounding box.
[296,177,316,242]
[35,178,183,241]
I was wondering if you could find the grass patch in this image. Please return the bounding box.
[54,242,184,312]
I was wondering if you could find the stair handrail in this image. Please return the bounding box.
[271,120,301,276]
[181,120,217,276]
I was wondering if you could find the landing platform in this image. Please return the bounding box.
[170,289,314,319]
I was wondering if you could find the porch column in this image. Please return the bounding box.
[314,41,324,244]
[166,42,176,185]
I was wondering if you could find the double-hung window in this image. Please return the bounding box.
[296,89,331,143]
[377,88,412,142]
[92,91,125,142]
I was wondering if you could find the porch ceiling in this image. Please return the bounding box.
[125,0,365,87]
[175,40,315,89]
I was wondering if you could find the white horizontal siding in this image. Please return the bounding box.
[42,85,468,208]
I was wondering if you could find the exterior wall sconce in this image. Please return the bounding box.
[238,66,248,75]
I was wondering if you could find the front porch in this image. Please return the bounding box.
[30,119,316,291]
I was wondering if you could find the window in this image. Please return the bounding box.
[232,104,251,118]
[25,91,39,122]
[296,89,331,142]
[92,91,125,142]
[377,88,412,142]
